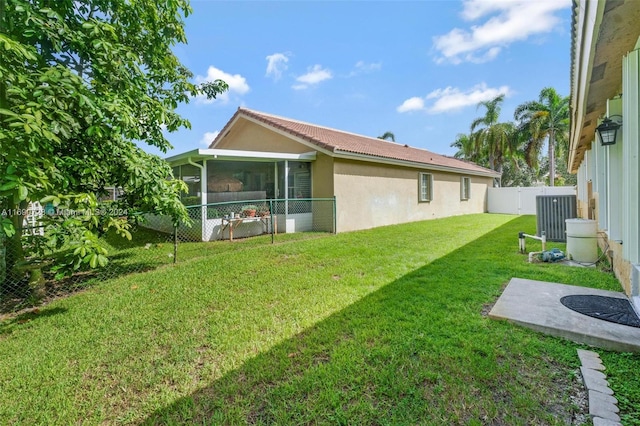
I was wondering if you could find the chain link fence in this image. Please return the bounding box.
[1,198,335,315]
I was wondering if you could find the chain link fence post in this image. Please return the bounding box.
[269,199,275,244]
[173,223,178,264]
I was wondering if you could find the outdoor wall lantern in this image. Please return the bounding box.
[596,115,622,146]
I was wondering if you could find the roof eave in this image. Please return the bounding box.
[333,150,501,178]
[236,110,337,156]
[210,108,498,177]
[569,0,640,173]
[569,0,604,173]
[165,148,316,165]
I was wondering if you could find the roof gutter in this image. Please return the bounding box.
[332,150,501,178]
[165,148,316,165]
[568,0,603,173]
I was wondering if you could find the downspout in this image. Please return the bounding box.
[186,157,207,241]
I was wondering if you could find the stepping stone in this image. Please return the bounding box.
[589,390,618,406]
[582,357,606,371]
[578,349,601,362]
[581,367,612,392]
[593,417,622,426]
[578,349,606,370]
[588,390,620,422]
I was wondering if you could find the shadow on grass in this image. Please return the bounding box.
[143,217,618,425]
[1,228,336,315]
[0,253,175,315]
[0,306,67,335]
[101,226,173,250]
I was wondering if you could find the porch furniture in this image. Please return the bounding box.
[221,215,276,241]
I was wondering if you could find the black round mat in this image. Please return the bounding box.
[560,295,640,328]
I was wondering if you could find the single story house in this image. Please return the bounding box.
[164,108,499,239]
[570,0,640,309]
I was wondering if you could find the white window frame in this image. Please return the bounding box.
[460,176,471,200]
[419,173,433,202]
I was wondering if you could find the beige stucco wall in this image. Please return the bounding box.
[214,118,312,154]
[310,153,335,232]
[311,152,334,198]
[211,118,494,234]
[603,239,631,294]
[333,159,491,233]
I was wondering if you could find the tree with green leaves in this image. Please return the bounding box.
[0,0,227,293]
[500,157,543,187]
[378,131,396,142]
[514,87,569,187]
[450,133,484,165]
[469,94,517,176]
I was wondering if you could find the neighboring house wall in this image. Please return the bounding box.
[179,108,498,237]
[311,152,334,199]
[214,117,312,154]
[333,159,491,233]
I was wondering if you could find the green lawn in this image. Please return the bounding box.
[1,214,638,425]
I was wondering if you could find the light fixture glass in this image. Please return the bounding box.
[596,117,622,146]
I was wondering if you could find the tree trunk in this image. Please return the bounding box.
[488,155,496,171]
[4,201,28,294]
[495,163,503,187]
[548,132,556,187]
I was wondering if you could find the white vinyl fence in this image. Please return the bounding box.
[488,186,576,215]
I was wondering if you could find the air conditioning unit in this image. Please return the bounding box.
[536,195,577,242]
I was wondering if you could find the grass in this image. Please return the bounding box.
[2,224,325,313]
[0,214,638,425]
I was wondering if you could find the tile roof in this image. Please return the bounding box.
[211,107,499,177]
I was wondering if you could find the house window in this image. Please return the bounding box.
[460,176,471,200]
[419,173,433,202]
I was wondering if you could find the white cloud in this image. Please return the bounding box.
[397,83,511,114]
[292,64,332,90]
[195,66,250,104]
[396,97,426,113]
[265,52,290,80]
[199,131,220,147]
[427,83,511,113]
[433,0,570,64]
[349,60,382,76]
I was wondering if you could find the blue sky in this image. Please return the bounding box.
[152,0,572,159]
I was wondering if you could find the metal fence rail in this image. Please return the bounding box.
[1,197,336,315]
[144,198,336,242]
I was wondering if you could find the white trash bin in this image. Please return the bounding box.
[565,219,598,263]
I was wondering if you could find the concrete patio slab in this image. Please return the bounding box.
[489,278,640,352]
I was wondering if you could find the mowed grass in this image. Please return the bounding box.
[1,214,638,425]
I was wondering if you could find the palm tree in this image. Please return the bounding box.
[514,87,569,186]
[469,94,516,174]
[450,133,483,165]
[378,131,395,142]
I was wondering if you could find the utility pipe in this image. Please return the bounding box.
[518,231,546,253]
[528,251,544,263]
